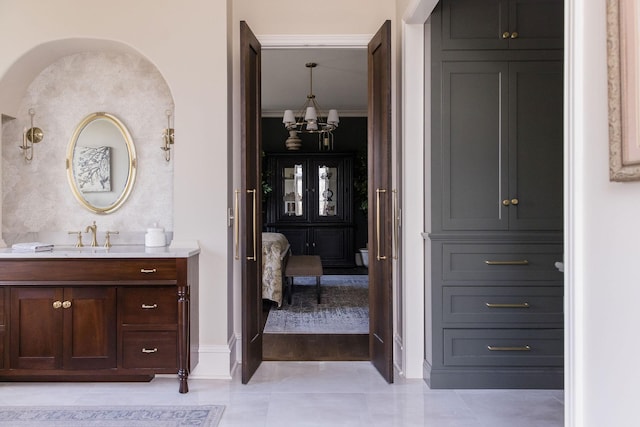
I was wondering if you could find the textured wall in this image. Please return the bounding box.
[2,51,173,245]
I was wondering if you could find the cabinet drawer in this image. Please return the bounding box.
[443,286,563,324]
[0,259,177,281]
[120,287,177,324]
[122,331,177,369]
[444,329,563,367]
[113,259,177,280]
[442,243,563,281]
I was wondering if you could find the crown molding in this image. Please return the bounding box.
[257,34,371,48]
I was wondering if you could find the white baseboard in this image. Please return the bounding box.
[393,333,405,377]
[188,335,237,380]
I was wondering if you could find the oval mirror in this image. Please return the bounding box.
[66,112,137,214]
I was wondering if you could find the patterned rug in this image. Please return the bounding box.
[264,274,369,334]
[0,405,224,426]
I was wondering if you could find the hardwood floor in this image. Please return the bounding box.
[261,270,370,361]
[263,333,369,361]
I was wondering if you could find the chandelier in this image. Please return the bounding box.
[282,62,339,151]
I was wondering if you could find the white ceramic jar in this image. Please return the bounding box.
[145,225,166,247]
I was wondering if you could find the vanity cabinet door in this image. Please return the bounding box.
[63,287,117,370]
[10,287,117,370]
[10,287,64,370]
[0,289,5,368]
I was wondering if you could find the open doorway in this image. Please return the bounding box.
[259,48,369,360]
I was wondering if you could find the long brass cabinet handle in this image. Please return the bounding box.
[234,189,240,260]
[485,260,529,266]
[141,304,158,309]
[247,189,257,261]
[140,268,157,273]
[376,188,387,261]
[486,302,530,309]
[487,345,531,352]
[141,348,158,354]
[392,189,399,260]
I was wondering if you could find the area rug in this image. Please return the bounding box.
[0,405,224,427]
[264,274,369,334]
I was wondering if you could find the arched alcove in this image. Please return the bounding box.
[0,38,174,245]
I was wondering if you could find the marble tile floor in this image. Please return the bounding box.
[0,361,564,426]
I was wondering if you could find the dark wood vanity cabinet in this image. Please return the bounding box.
[10,286,116,371]
[265,153,355,267]
[0,255,198,393]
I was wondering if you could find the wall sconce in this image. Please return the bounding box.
[161,109,174,161]
[20,108,44,161]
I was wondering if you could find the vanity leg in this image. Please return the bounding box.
[178,286,189,393]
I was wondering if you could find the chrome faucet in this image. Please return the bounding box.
[85,221,98,247]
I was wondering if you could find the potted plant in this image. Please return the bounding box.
[353,149,369,267]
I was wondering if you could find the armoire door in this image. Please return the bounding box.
[240,20,263,384]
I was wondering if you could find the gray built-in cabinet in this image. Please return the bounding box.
[429,0,564,389]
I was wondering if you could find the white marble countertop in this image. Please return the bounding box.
[0,245,200,259]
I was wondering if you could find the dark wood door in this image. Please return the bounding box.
[240,20,263,384]
[10,287,63,370]
[63,287,116,370]
[368,20,393,383]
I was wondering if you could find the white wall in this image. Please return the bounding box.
[567,0,640,425]
[0,0,232,378]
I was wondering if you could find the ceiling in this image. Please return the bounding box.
[261,48,368,118]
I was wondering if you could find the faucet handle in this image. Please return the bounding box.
[68,231,84,248]
[104,231,119,248]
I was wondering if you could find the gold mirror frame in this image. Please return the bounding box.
[66,112,137,214]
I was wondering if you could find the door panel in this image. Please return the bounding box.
[240,21,263,384]
[442,61,509,231]
[10,287,63,370]
[64,287,116,370]
[368,20,393,383]
[508,61,563,230]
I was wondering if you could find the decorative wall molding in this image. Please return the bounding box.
[189,342,234,380]
[258,34,371,48]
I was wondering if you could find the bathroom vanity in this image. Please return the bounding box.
[0,246,199,393]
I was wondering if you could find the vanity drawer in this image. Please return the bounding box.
[113,259,177,280]
[441,243,563,282]
[122,331,177,369]
[442,286,563,325]
[443,329,563,367]
[0,259,177,281]
[120,287,177,324]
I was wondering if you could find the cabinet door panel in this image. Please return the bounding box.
[442,61,509,230]
[509,0,564,49]
[441,0,507,50]
[311,228,354,267]
[276,228,309,256]
[0,289,4,369]
[275,158,308,222]
[508,61,563,230]
[64,287,116,370]
[10,287,63,370]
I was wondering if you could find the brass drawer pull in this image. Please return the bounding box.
[486,302,530,308]
[487,345,531,352]
[140,268,157,273]
[141,304,158,309]
[141,347,158,354]
[485,260,529,266]
[53,300,62,309]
